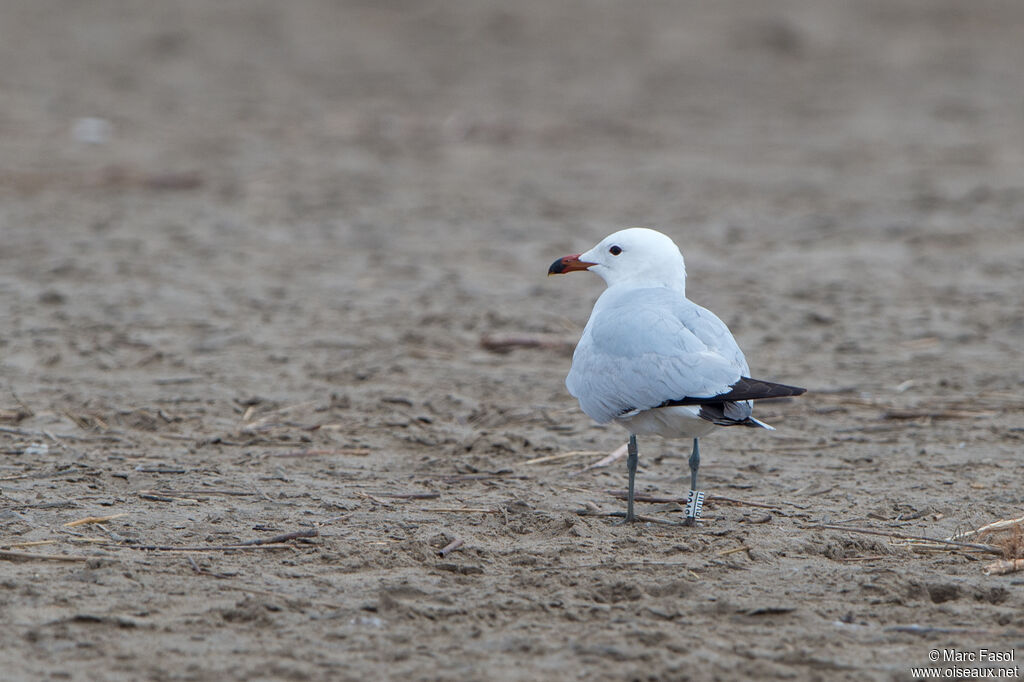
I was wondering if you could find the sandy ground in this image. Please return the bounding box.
[1,1,1023,680]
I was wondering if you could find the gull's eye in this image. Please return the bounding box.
[609,245,622,256]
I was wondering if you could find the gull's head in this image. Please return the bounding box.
[548,227,687,290]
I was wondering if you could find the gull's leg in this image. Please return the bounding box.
[622,434,639,523]
[688,438,700,491]
[683,438,704,526]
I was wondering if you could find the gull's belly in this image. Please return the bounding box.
[614,405,718,440]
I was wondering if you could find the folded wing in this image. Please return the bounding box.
[567,287,755,424]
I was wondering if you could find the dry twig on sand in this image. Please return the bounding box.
[138,488,253,497]
[570,442,628,476]
[948,514,1024,541]
[422,507,499,514]
[380,492,440,500]
[356,491,393,506]
[523,450,606,466]
[434,471,526,483]
[0,549,90,562]
[115,529,319,553]
[804,524,1002,554]
[438,538,464,557]
[984,558,1024,576]
[716,546,750,557]
[269,447,371,458]
[64,513,128,528]
[7,540,57,549]
[479,333,575,354]
[957,516,1024,574]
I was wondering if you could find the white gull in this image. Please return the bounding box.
[548,227,805,524]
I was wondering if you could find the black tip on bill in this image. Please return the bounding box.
[548,257,569,275]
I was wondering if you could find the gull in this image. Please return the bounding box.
[548,228,805,524]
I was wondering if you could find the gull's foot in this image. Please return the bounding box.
[607,511,638,524]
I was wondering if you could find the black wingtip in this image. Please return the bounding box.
[725,377,807,401]
[659,377,807,407]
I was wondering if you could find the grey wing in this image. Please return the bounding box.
[679,300,750,378]
[566,292,748,424]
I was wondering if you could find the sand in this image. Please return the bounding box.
[1,1,1022,680]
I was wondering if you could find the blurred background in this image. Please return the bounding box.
[3,0,1022,390]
